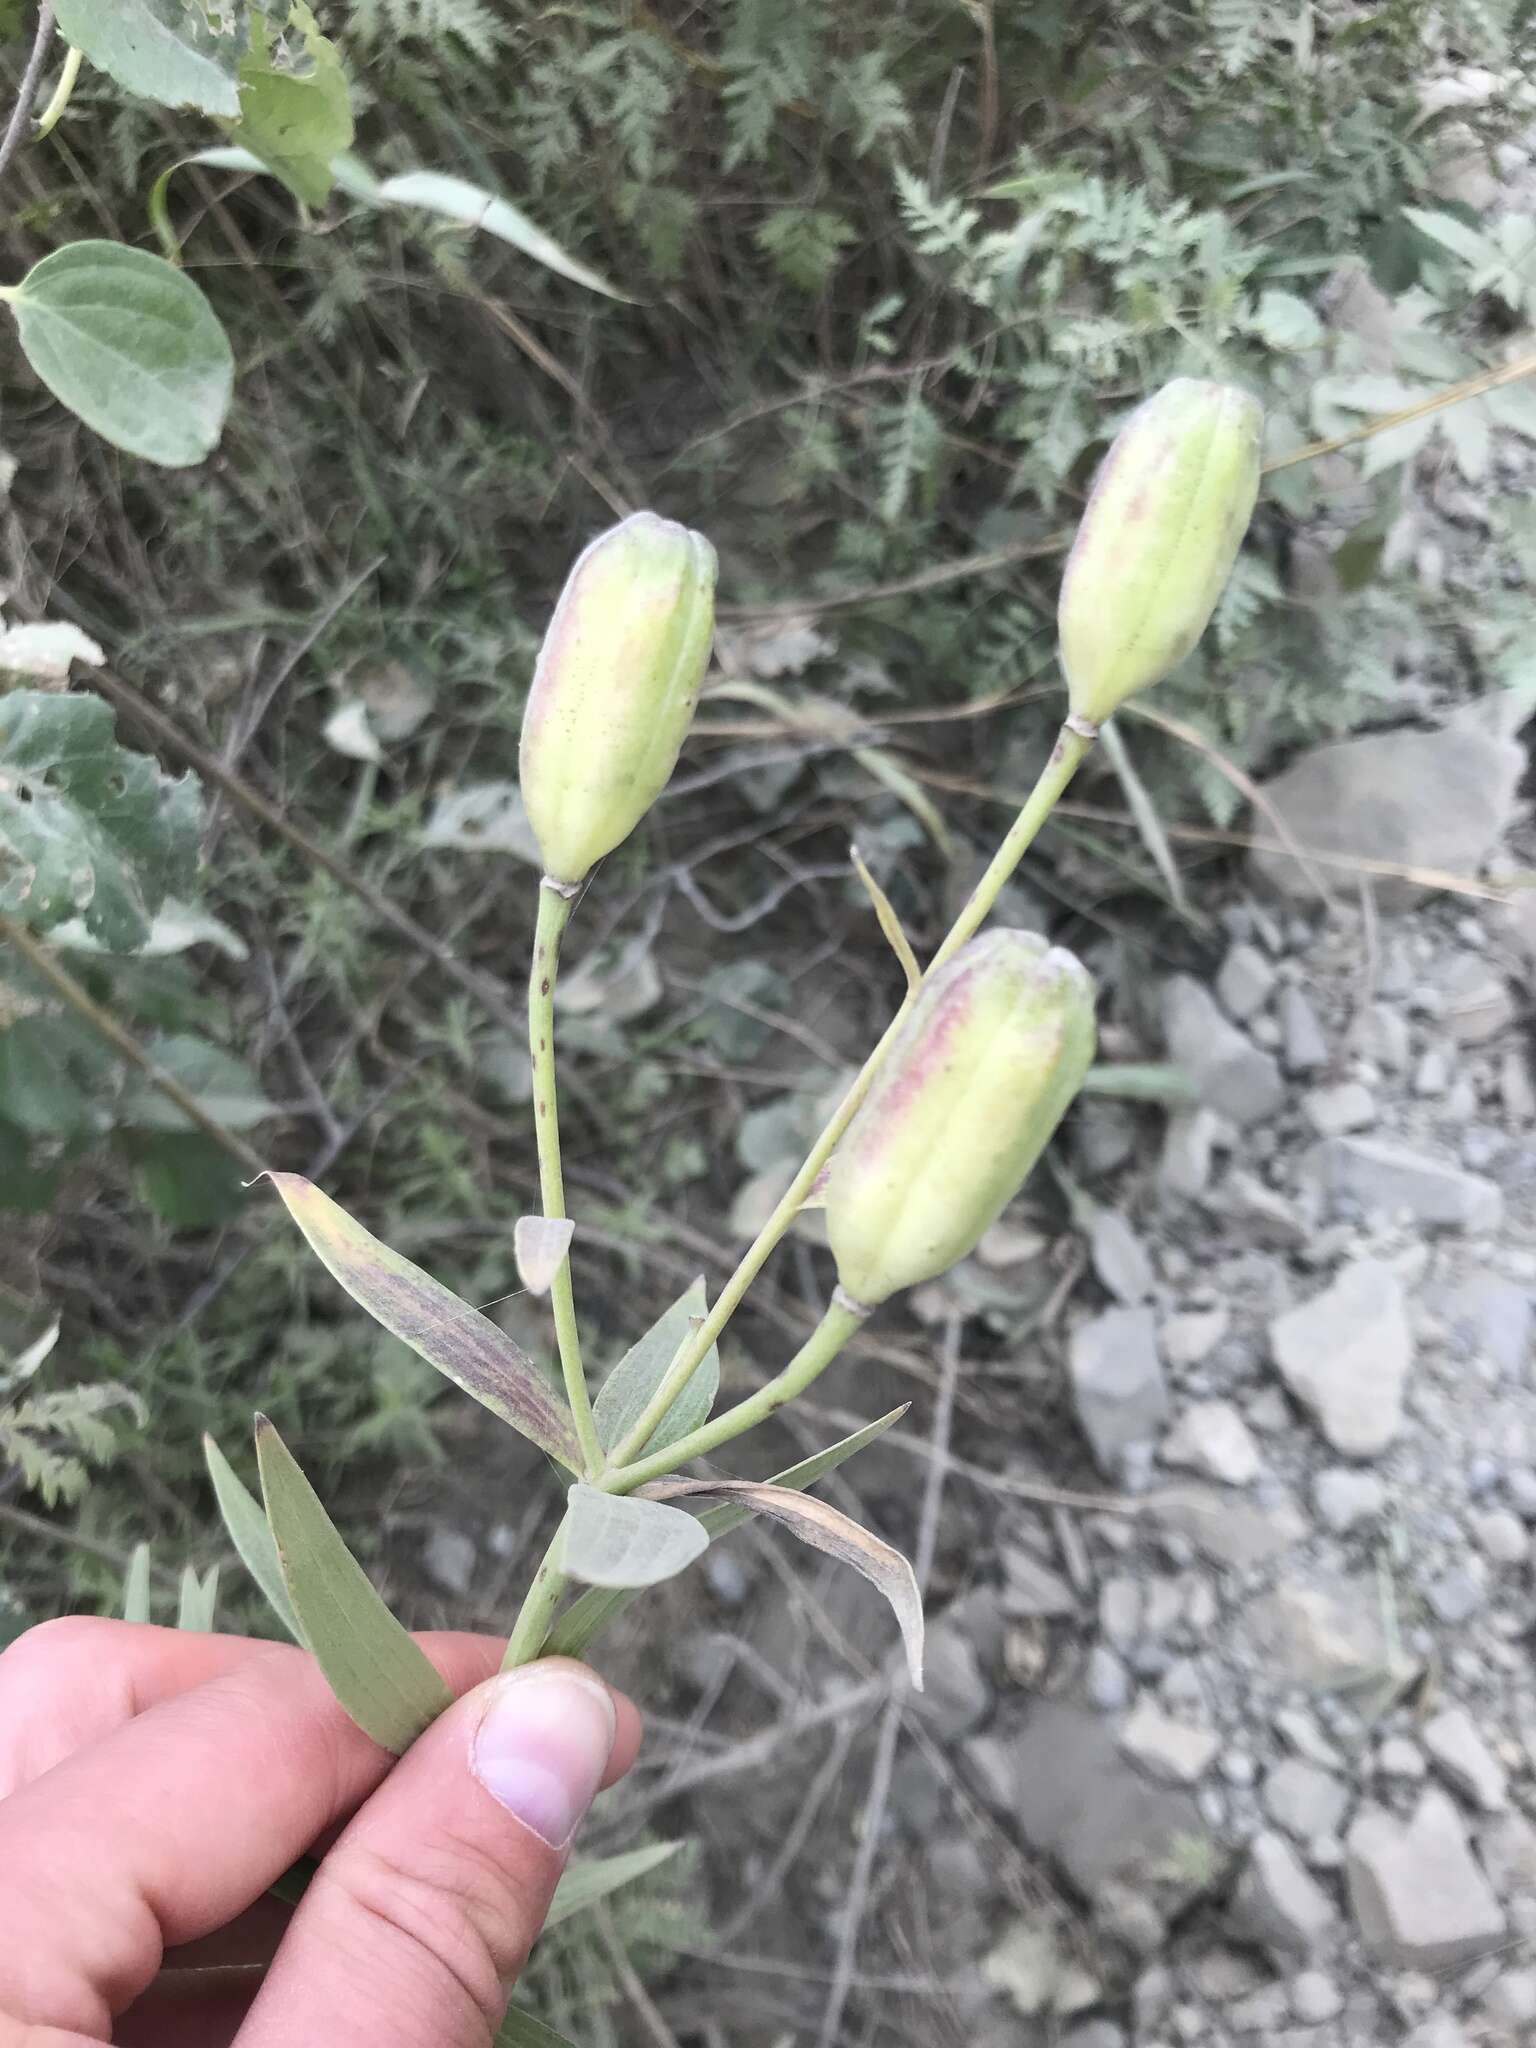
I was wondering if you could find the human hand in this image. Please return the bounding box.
[0,1618,642,2047]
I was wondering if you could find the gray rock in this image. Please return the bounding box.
[1262,1758,1351,1840]
[1470,1507,1528,1568]
[1119,1696,1219,1785]
[1089,1207,1156,1305]
[1278,986,1330,1075]
[1000,1544,1077,1618]
[1303,1136,1503,1234]
[1222,1169,1309,1251]
[1431,1272,1532,1378]
[1377,1736,1428,1781]
[1099,1575,1143,1649]
[1302,1080,1376,1136]
[1313,1466,1386,1532]
[1440,953,1515,1045]
[1159,1106,1225,1199]
[919,1619,992,1739]
[1161,977,1285,1126]
[1291,1970,1344,2024]
[421,1523,476,1597]
[1414,1046,1452,1097]
[1162,1306,1229,1367]
[1347,1790,1506,1969]
[1249,713,1524,910]
[1085,1645,1131,1713]
[1073,1096,1139,1178]
[1422,1706,1507,1813]
[1484,1967,1536,2029]
[1246,1574,1395,1689]
[1426,1562,1488,1625]
[1501,1046,1536,1122]
[1354,1000,1411,1074]
[1275,1708,1344,1771]
[1217,941,1277,1022]
[1478,1808,1536,1895]
[1226,1983,1291,2033]
[1269,1259,1413,1458]
[1161,1400,1261,1486]
[1147,1484,1307,1571]
[1069,1307,1169,1479]
[1229,1830,1338,1963]
[1061,2025,1127,2048]
[1010,1700,1224,1926]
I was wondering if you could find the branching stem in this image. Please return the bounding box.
[530,881,603,1478]
[607,720,1095,1467]
[0,5,54,187]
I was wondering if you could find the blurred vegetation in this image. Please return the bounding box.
[3,0,1536,1619]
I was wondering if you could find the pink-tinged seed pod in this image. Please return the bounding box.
[1058,379,1263,728]
[825,931,1096,1308]
[520,511,717,885]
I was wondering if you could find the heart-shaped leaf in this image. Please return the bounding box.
[204,1431,304,1643]
[547,1406,907,1658]
[545,1841,683,1932]
[53,0,247,115]
[593,1278,719,1459]
[268,1174,581,1472]
[6,242,233,467]
[644,1477,924,1687]
[563,1483,709,1590]
[256,1416,452,1752]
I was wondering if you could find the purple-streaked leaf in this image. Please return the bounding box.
[643,1474,925,1687]
[268,1174,580,1472]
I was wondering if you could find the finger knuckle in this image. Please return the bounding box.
[318,1834,542,2030]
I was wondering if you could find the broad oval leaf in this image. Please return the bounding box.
[53,0,246,116]
[547,1406,907,1659]
[267,1174,582,1473]
[204,1431,304,1644]
[120,1034,275,1131]
[376,171,630,300]
[256,1415,452,1752]
[563,1482,709,1590]
[545,1841,683,1932]
[513,1215,573,1298]
[593,1278,719,1459]
[644,1476,925,1688]
[7,242,234,467]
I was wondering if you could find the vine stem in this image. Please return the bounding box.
[607,719,1096,1468]
[33,41,82,142]
[0,909,265,1173]
[0,5,54,187]
[530,880,603,1479]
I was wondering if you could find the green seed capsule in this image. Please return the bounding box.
[1058,378,1263,728]
[520,511,717,885]
[825,931,1096,1308]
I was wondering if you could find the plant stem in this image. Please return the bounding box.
[530,881,603,1479]
[0,910,266,1173]
[0,5,54,188]
[605,1299,867,1494]
[500,1517,569,1670]
[32,39,80,141]
[609,719,1094,1467]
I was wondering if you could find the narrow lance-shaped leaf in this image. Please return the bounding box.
[204,1431,305,1644]
[547,1406,908,1658]
[176,1562,220,1632]
[376,171,630,300]
[495,2009,578,2048]
[562,1483,710,1591]
[643,1477,925,1688]
[267,1175,582,1472]
[121,1541,152,1623]
[256,1416,452,1753]
[5,242,234,468]
[544,1841,683,1932]
[593,1278,719,1458]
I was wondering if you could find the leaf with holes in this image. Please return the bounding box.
[644,1476,924,1686]
[267,1174,581,1471]
[593,1278,719,1458]
[53,0,248,115]
[563,1483,710,1590]
[226,1,352,207]
[6,242,234,466]
[257,1416,452,1752]
[0,689,201,947]
[548,1407,908,1657]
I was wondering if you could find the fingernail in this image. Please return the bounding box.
[470,1667,617,1849]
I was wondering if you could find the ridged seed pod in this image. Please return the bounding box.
[824,931,1096,1308]
[520,511,717,885]
[1058,379,1263,728]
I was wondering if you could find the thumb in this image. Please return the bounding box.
[237,1660,626,2048]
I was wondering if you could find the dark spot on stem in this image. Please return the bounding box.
[540,977,550,996]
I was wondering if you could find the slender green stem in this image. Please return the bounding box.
[609,720,1094,1466]
[530,882,603,1479]
[501,1517,569,1670]
[605,1299,866,1495]
[33,42,81,142]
